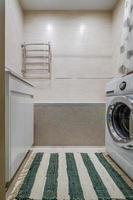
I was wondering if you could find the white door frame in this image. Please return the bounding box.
[0,0,5,199]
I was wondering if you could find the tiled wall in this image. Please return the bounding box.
[31,79,109,103]
[4,2,125,146]
[24,11,113,103]
[5,0,24,75]
[5,2,124,103]
[34,103,105,146]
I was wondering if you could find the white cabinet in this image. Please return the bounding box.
[5,70,34,182]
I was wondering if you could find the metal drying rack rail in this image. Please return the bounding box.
[22,42,52,79]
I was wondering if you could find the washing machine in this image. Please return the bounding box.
[106,74,133,180]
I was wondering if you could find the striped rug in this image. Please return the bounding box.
[8,152,133,200]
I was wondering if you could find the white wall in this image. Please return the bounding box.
[24,11,113,102]
[112,0,124,75]
[5,0,24,75]
[5,4,124,103]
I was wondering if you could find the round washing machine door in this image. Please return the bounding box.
[107,96,133,149]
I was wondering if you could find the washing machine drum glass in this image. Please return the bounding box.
[107,100,133,145]
[112,103,130,139]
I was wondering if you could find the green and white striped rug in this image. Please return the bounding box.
[8,152,133,200]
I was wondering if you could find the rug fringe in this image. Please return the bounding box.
[103,153,133,189]
[7,153,36,200]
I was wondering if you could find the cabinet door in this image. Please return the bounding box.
[24,95,33,150]
[10,91,33,180]
[10,92,26,178]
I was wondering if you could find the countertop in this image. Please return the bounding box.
[5,67,34,87]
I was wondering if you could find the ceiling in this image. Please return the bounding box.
[19,0,118,11]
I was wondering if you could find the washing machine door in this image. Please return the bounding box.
[107,96,133,149]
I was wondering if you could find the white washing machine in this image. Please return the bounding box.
[106,74,133,180]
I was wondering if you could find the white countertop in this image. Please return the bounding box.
[5,67,34,87]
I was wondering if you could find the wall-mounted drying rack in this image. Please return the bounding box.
[22,42,52,79]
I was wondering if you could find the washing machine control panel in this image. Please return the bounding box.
[119,81,126,91]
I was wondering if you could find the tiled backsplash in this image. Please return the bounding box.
[34,103,106,146]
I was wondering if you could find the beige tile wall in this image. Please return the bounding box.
[24,11,113,102]
[5,4,125,103]
[5,0,24,75]
[32,78,109,103]
[34,103,105,146]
